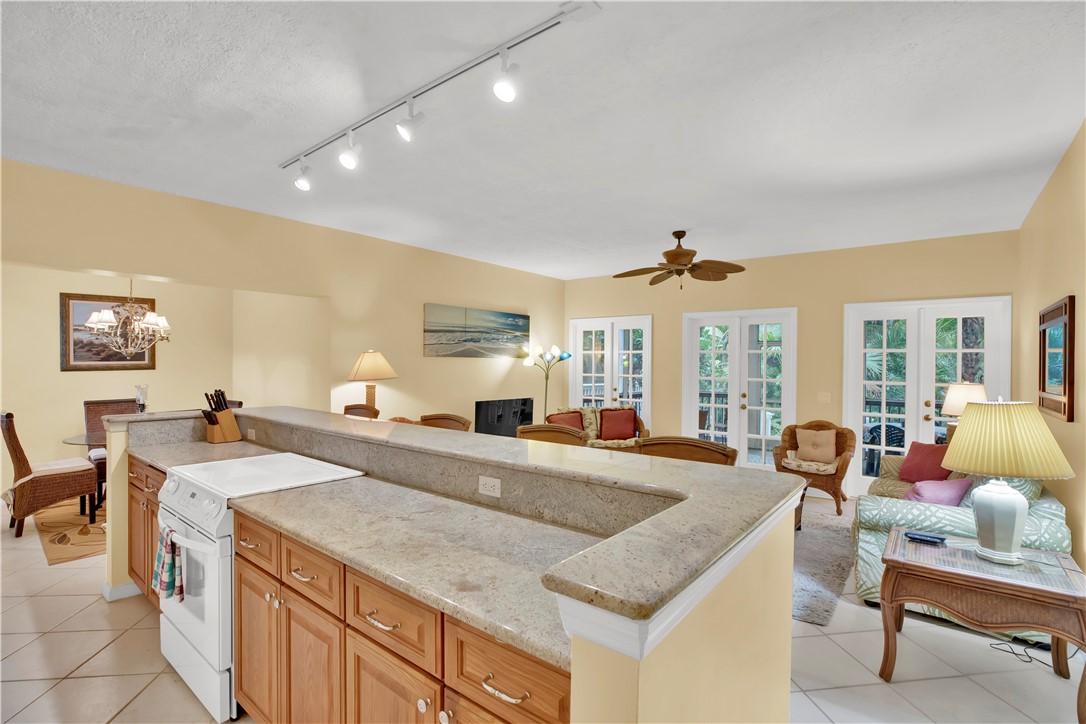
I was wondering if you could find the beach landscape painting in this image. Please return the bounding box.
[423,303,530,358]
[60,292,155,371]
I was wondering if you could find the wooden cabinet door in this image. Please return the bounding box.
[144,498,161,610]
[236,557,280,724]
[127,485,147,595]
[346,629,440,724]
[441,688,507,724]
[280,587,345,723]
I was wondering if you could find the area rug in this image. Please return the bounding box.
[34,499,107,565]
[792,511,855,626]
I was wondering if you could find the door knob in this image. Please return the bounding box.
[264,592,271,602]
[612,397,618,401]
[924,400,932,408]
[439,711,453,724]
[740,403,747,410]
[740,392,747,399]
[924,414,933,421]
[417,698,431,713]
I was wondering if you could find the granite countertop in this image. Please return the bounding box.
[128,440,275,469]
[231,479,599,670]
[234,407,806,620]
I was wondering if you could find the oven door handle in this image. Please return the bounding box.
[158,514,217,556]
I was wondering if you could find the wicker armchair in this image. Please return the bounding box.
[638,436,738,466]
[772,420,856,518]
[2,412,98,537]
[344,404,380,419]
[419,413,472,432]
[84,398,139,510]
[515,424,589,446]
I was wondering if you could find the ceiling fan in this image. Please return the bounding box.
[613,230,746,288]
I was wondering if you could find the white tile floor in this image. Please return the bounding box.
[1,497,1081,722]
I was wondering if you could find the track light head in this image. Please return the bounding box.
[338,130,362,170]
[493,48,519,103]
[395,100,426,142]
[293,162,312,191]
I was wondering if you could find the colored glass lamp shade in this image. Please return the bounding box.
[347,351,398,408]
[941,383,988,443]
[522,344,572,416]
[942,400,1072,565]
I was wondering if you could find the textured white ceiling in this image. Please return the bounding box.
[3,2,1083,280]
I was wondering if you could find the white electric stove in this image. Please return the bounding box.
[157,453,364,722]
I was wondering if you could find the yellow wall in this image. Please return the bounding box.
[565,230,1019,437]
[2,264,234,469]
[570,515,794,723]
[1014,123,1085,562]
[1,161,567,464]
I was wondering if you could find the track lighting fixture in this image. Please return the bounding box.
[293,160,312,191]
[493,48,520,103]
[395,99,426,142]
[338,130,362,170]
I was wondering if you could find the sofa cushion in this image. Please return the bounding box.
[558,407,599,440]
[796,429,837,463]
[898,442,952,482]
[599,408,637,441]
[587,438,639,449]
[782,450,839,475]
[903,477,974,507]
[546,412,584,431]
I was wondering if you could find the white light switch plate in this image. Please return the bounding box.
[247,428,256,441]
[478,476,501,498]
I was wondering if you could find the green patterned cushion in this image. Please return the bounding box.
[867,478,916,500]
[962,476,1044,505]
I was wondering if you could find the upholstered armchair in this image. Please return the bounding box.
[772,420,855,516]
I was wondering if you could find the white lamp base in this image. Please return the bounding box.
[972,478,1029,567]
[975,545,1024,565]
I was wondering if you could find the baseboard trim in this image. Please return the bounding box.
[102,581,140,601]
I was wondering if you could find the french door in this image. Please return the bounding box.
[681,309,797,469]
[843,296,1011,492]
[567,316,652,425]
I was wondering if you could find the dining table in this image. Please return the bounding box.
[62,432,107,447]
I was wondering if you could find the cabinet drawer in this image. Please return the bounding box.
[281,535,344,617]
[442,688,507,724]
[443,620,569,724]
[346,568,442,678]
[235,514,280,576]
[128,456,165,494]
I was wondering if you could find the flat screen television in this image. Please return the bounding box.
[474,398,534,437]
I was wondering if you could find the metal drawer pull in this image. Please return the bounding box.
[481,673,530,705]
[129,472,140,479]
[239,538,261,549]
[290,568,318,583]
[364,610,401,632]
[439,711,453,724]
[416,698,430,714]
[143,486,158,495]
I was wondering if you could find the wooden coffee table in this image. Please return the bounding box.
[879,526,1086,723]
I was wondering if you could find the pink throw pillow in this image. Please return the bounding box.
[599,408,637,440]
[546,412,584,431]
[898,442,952,483]
[903,477,973,507]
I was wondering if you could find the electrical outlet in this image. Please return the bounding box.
[247,428,256,441]
[478,475,501,498]
[817,392,832,404]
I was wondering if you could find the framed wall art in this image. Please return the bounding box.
[423,303,530,358]
[60,292,156,371]
[1038,295,1074,421]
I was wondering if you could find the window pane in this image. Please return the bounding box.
[962,317,984,349]
[765,381,782,406]
[887,320,907,349]
[885,417,905,449]
[699,353,712,377]
[630,353,643,376]
[886,352,906,382]
[748,408,762,435]
[748,352,763,378]
[935,352,958,383]
[631,329,643,351]
[864,321,883,349]
[935,318,958,349]
[594,330,605,349]
[748,381,764,407]
[715,326,729,350]
[962,353,984,384]
[582,331,592,350]
[864,352,883,381]
[765,353,782,380]
[749,324,764,350]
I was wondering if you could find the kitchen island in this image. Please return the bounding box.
[104,406,805,723]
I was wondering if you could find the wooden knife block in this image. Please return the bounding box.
[207,409,243,443]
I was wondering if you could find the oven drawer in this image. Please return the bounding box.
[281,535,343,617]
[444,619,570,724]
[346,567,442,677]
[234,514,280,577]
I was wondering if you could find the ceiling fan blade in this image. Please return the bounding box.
[689,267,729,282]
[697,259,746,273]
[649,270,674,286]
[613,267,664,278]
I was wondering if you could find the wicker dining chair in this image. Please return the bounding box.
[515,424,589,446]
[638,436,738,466]
[84,398,139,511]
[344,404,380,419]
[419,413,472,432]
[2,412,98,537]
[772,420,856,518]
[387,416,417,424]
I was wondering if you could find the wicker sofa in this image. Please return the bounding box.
[854,454,1072,639]
[548,406,649,448]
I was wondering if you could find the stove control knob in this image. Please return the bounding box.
[201,500,211,514]
[209,501,222,517]
[165,480,178,494]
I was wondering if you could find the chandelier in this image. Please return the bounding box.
[85,280,172,358]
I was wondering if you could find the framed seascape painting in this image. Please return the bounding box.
[60,292,156,371]
[423,303,530,358]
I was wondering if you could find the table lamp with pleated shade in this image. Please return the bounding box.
[942,399,1073,565]
[347,351,398,408]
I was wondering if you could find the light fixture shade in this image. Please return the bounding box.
[347,350,398,382]
[493,64,519,103]
[293,164,312,191]
[943,400,1073,479]
[942,383,987,417]
[395,112,426,142]
[97,309,118,327]
[338,143,361,170]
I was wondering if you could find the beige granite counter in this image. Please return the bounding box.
[231,478,599,670]
[127,440,276,469]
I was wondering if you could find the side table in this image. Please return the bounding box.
[879,526,1085,723]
